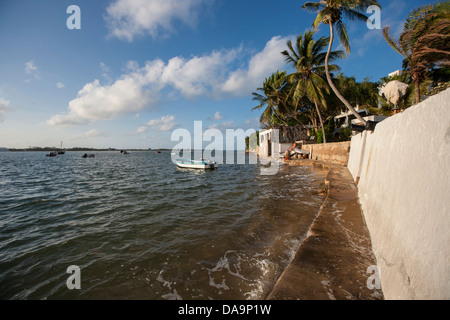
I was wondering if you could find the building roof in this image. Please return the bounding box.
[334,108,369,120]
[260,126,309,143]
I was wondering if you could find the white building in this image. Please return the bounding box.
[334,108,370,128]
[388,69,404,78]
[259,126,310,158]
[351,115,388,127]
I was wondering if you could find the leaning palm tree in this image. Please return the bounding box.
[383,1,450,104]
[282,30,345,143]
[252,70,291,127]
[302,0,381,126]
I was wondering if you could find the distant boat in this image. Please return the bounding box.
[175,159,218,170]
[120,150,130,154]
[57,141,65,155]
[46,151,57,157]
[82,153,95,158]
[156,150,161,154]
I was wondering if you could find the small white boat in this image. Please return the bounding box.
[294,148,310,155]
[176,159,218,170]
[280,148,310,159]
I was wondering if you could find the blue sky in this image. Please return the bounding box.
[0,0,437,149]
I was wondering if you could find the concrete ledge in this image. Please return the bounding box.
[266,161,384,300]
[304,141,351,166]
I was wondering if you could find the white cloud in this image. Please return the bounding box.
[46,36,291,127]
[74,129,104,139]
[222,36,293,96]
[244,117,260,128]
[207,121,235,131]
[213,111,224,121]
[207,116,260,132]
[207,120,256,133]
[25,60,37,74]
[221,121,235,128]
[126,60,140,72]
[45,60,165,127]
[56,82,65,89]
[353,1,407,57]
[105,0,209,41]
[99,62,113,83]
[383,0,407,34]
[147,115,178,131]
[0,98,10,123]
[161,47,240,98]
[25,60,40,79]
[136,115,178,133]
[99,62,110,73]
[136,125,148,134]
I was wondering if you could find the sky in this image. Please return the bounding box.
[0,0,438,149]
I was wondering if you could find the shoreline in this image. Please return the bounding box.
[267,159,384,300]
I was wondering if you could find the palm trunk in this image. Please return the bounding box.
[311,114,317,129]
[414,77,421,104]
[326,23,367,126]
[291,101,308,129]
[315,101,326,144]
[273,109,289,127]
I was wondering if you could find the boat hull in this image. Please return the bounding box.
[176,159,218,170]
[294,148,309,155]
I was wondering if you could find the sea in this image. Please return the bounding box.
[0,151,326,300]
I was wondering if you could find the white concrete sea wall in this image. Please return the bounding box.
[348,88,450,300]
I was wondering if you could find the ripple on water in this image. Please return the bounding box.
[0,151,325,299]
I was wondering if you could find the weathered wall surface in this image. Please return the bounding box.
[306,141,351,166]
[347,88,450,299]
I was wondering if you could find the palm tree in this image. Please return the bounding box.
[282,30,344,143]
[302,0,381,126]
[383,1,450,104]
[252,71,291,128]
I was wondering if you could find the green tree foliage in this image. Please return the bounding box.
[302,0,381,126]
[252,71,291,128]
[383,1,450,104]
[250,1,449,143]
[282,30,345,143]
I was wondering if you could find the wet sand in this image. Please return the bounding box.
[267,160,384,300]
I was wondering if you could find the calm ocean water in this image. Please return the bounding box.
[0,151,325,300]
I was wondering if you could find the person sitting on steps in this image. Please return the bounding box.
[284,142,297,161]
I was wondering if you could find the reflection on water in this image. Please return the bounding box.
[0,151,325,299]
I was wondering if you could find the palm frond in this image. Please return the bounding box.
[302,2,322,12]
[335,20,350,54]
[353,0,382,13]
[312,9,326,30]
[342,8,370,23]
[382,26,405,57]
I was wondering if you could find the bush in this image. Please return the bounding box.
[339,127,352,141]
[316,123,333,144]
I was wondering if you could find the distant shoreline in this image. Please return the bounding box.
[1,148,172,152]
